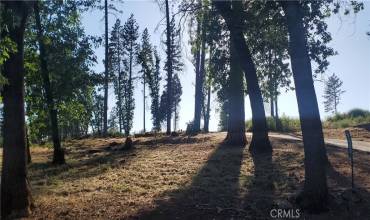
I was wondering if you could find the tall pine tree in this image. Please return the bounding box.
[137,28,154,133]
[323,73,344,114]
[109,19,124,133]
[121,14,139,136]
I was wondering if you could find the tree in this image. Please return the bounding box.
[1,1,32,218]
[213,1,271,152]
[243,3,292,130]
[109,19,124,133]
[172,74,182,131]
[34,1,65,164]
[203,51,212,133]
[91,91,105,135]
[103,0,108,135]
[281,1,328,212]
[164,0,173,134]
[163,16,184,132]
[24,0,97,141]
[191,2,207,134]
[159,74,182,130]
[121,14,139,136]
[206,8,230,133]
[147,48,162,131]
[323,73,345,114]
[226,34,247,145]
[137,28,154,133]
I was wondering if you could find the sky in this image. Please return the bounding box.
[81,1,370,133]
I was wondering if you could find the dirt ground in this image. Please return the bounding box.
[1,132,370,219]
[291,126,370,142]
[323,127,370,141]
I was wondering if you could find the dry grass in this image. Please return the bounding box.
[1,132,370,219]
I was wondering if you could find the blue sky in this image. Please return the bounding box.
[82,1,370,133]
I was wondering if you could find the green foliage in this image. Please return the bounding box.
[159,74,182,126]
[121,14,139,135]
[323,73,345,114]
[108,18,124,132]
[324,109,370,128]
[90,91,104,134]
[24,0,97,142]
[246,115,301,132]
[0,37,17,88]
[164,17,184,75]
[147,48,162,131]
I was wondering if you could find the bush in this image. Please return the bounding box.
[245,115,300,132]
[347,108,370,118]
[324,108,370,129]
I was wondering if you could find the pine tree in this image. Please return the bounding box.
[148,48,162,131]
[323,73,345,114]
[162,16,183,132]
[103,0,109,135]
[91,91,104,135]
[172,74,182,131]
[121,14,139,136]
[158,74,182,130]
[164,0,173,134]
[137,28,154,133]
[109,19,124,133]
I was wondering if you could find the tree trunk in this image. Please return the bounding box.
[214,1,271,152]
[117,27,122,134]
[204,84,211,133]
[126,43,133,136]
[103,0,108,136]
[282,1,328,212]
[165,0,173,135]
[193,11,204,133]
[26,126,31,164]
[174,103,177,131]
[225,35,247,146]
[34,2,65,164]
[1,2,32,218]
[143,74,146,133]
[274,94,281,131]
[270,95,274,118]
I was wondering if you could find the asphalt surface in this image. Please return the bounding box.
[246,132,370,152]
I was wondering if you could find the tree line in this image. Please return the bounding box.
[0,0,364,218]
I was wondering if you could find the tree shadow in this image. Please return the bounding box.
[135,142,246,219]
[136,134,214,146]
[28,141,139,195]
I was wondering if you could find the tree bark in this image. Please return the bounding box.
[117,26,122,133]
[225,37,247,146]
[165,0,173,135]
[204,84,211,133]
[192,18,202,133]
[34,2,65,164]
[214,1,271,152]
[26,126,31,164]
[1,2,32,218]
[143,74,146,133]
[282,1,328,212]
[103,0,108,136]
[193,7,207,133]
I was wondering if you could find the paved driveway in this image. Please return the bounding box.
[246,132,370,152]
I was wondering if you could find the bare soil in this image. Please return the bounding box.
[291,126,370,142]
[1,132,370,219]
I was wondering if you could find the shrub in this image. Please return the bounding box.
[245,115,300,132]
[347,108,370,118]
[324,108,370,128]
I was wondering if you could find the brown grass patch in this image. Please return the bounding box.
[0,132,369,219]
